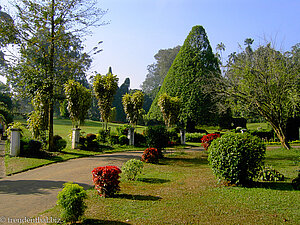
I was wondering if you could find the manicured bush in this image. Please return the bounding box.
[122,159,144,181]
[185,132,204,143]
[145,125,168,151]
[208,133,266,186]
[118,135,128,145]
[53,135,67,152]
[141,147,159,164]
[57,182,87,223]
[258,166,284,181]
[201,133,220,150]
[20,137,42,157]
[92,166,122,197]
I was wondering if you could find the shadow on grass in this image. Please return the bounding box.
[113,193,162,201]
[252,181,295,191]
[80,219,130,224]
[138,177,170,184]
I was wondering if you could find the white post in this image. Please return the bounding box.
[128,127,135,146]
[180,129,186,145]
[10,128,21,157]
[72,128,81,149]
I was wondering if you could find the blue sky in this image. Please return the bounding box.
[85,0,300,89]
[2,0,300,89]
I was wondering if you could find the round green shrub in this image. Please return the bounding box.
[57,182,87,223]
[53,135,67,152]
[122,159,144,181]
[118,135,128,145]
[208,133,266,186]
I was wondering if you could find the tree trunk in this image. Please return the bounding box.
[269,122,290,150]
[48,100,54,151]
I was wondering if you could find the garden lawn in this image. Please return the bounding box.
[5,119,146,175]
[40,148,300,224]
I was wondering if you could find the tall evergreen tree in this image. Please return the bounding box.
[147,25,220,129]
[112,77,130,122]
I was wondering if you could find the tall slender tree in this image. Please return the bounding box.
[3,0,106,150]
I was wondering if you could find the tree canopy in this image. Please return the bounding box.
[1,0,106,150]
[217,43,300,149]
[147,25,220,129]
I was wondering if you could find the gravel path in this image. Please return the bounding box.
[0,151,143,222]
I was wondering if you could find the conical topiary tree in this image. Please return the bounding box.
[147,25,220,129]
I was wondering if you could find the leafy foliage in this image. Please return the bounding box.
[141,46,181,97]
[141,148,159,164]
[27,90,48,140]
[92,166,122,197]
[52,135,67,152]
[93,71,119,130]
[148,25,220,127]
[292,172,300,190]
[145,125,168,151]
[20,137,42,157]
[122,90,144,126]
[258,166,284,181]
[64,80,92,127]
[158,93,181,127]
[122,159,144,181]
[208,133,266,185]
[57,182,87,223]
[218,43,300,149]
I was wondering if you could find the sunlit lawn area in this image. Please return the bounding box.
[40,148,300,224]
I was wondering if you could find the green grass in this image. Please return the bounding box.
[40,148,300,224]
[247,122,271,130]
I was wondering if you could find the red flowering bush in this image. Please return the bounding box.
[141,148,159,164]
[91,166,122,197]
[201,133,221,150]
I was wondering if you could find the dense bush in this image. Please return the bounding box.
[92,166,122,197]
[20,137,42,157]
[122,159,144,181]
[53,135,67,152]
[118,135,128,145]
[185,132,204,143]
[109,134,119,145]
[258,166,284,181]
[208,133,266,186]
[201,133,220,150]
[145,125,168,151]
[97,129,110,143]
[78,133,101,151]
[57,182,87,223]
[141,148,159,164]
[134,132,146,147]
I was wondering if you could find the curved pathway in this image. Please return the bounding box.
[0,151,143,221]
